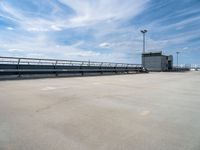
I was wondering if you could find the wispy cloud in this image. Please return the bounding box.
[0,0,199,64]
[59,0,148,26]
[0,0,149,63]
[0,0,148,31]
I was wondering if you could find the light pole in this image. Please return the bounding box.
[141,29,148,53]
[176,52,180,68]
[141,30,147,69]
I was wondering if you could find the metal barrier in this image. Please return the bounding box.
[171,67,190,72]
[0,56,147,78]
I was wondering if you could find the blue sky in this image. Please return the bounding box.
[0,0,199,64]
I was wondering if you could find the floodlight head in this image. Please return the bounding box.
[141,30,148,34]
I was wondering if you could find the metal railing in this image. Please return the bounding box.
[0,56,147,78]
[0,56,142,68]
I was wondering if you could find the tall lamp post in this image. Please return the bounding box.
[141,29,148,53]
[176,52,180,68]
[141,30,147,69]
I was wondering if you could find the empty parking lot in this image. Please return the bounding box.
[0,72,200,150]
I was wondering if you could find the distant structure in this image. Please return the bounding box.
[142,51,173,71]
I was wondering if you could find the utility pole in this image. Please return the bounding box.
[176,52,180,68]
[176,52,180,69]
[141,30,148,53]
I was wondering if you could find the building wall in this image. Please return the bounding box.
[142,52,173,71]
[142,56,162,71]
[161,56,168,71]
[168,55,173,69]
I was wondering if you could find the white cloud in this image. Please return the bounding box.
[59,0,149,27]
[7,27,14,30]
[99,43,111,48]
[165,16,200,30]
[0,0,149,31]
[5,0,197,63]
[183,47,188,50]
[0,32,135,62]
[7,48,23,52]
[0,0,149,63]
[51,25,62,31]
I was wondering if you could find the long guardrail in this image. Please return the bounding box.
[0,56,147,78]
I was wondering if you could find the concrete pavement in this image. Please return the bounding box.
[0,72,200,150]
